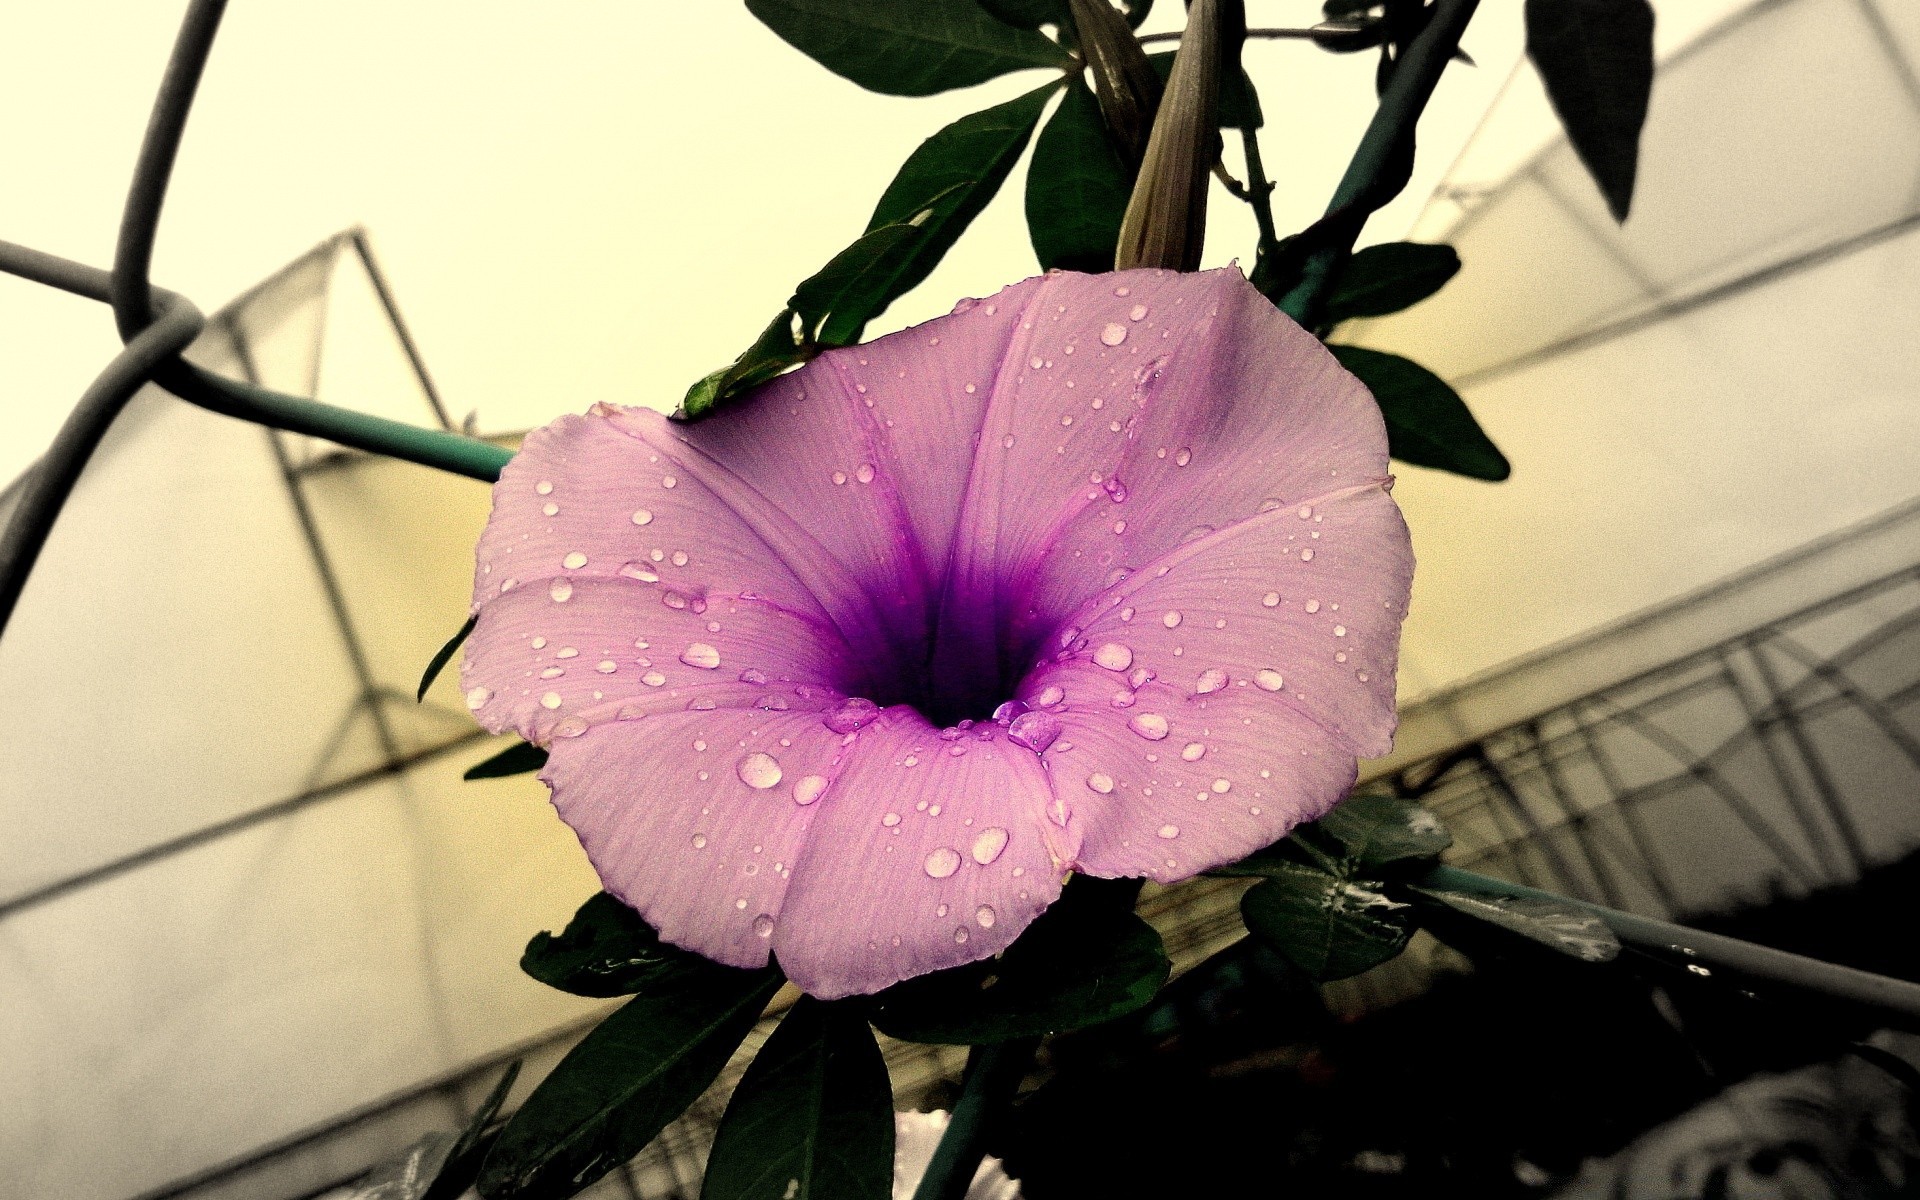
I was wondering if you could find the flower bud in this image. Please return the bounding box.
[1068,0,1163,168]
[1114,0,1234,271]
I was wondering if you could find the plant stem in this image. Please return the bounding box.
[909,1037,1040,1200]
[1277,0,1479,325]
[1421,866,1920,1027]
[1239,126,1281,260]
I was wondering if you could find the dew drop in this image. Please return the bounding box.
[882,812,901,827]
[542,502,558,517]
[535,480,553,495]
[1255,669,1285,691]
[548,579,573,603]
[1007,710,1061,753]
[924,848,961,879]
[1100,322,1127,346]
[620,562,659,582]
[641,669,667,687]
[856,463,876,484]
[971,827,1010,866]
[1157,824,1180,839]
[1262,592,1280,608]
[464,686,492,710]
[691,833,708,850]
[736,752,782,790]
[1128,713,1170,740]
[1194,667,1227,694]
[555,646,579,659]
[954,927,970,944]
[753,914,775,938]
[1300,548,1314,561]
[1128,303,1149,321]
[671,550,689,567]
[1035,685,1065,708]
[680,643,721,670]
[539,692,562,709]
[1162,610,1182,628]
[1334,625,1347,637]
[1305,599,1321,614]
[660,475,678,489]
[1093,642,1133,671]
[825,697,881,733]
[553,716,589,739]
[1174,447,1192,466]
[1181,741,1206,762]
[778,774,825,808]
[562,551,587,569]
[1211,778,1232,794]
[632,508,653,525]
[1087,772,1115,794]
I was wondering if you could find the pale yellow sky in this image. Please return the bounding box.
[0,1,1557,486]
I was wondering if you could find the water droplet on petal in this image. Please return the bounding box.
[825,697,881,733]
[1007,711,1061,753]
[1129,303,1149,321]
[1128,713,1169,740]
[1181,741,1206,761]
[540,692,563,709]
[753,914,775,938]
[660,475,677,489]
[1100,322,1127,346]
[1262,592,1280,608]
[691,833,708,849]
[562,551,587,569]
[924,848,961,878]
[1162,611,1182,628]
[1174,447,1192,466]
[596,660,618,674]
[972,827,1009,865]
[1087,772,1115,794]
[856,463,875,484]
[954,926,970,944]
[554,716,589,738]
[680,643,721,670]
[1211,778,1232,793]
[642,669,667,687]
[737,751,781,789]
[549,579,573,603]
[1157,824,1180,839]
[1194,668,1227,694]
[465,687,492,710]
[1334,625,1347,637]
[882,812,901,827]
[632,508,653,525]
[793,774,828,805]
[1093,642,1133,671]
[1255,669,1285,691]
[1305,599,1321,614]
[535,480,553,495]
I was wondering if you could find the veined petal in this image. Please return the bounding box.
[774,708,1071,999]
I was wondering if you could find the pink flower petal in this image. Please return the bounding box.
[465,266,1414,997]
[771,708,1073,999]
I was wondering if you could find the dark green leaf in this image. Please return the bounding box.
[478,967,782,1198]
[976,0,1066,29]
[851,82,1057,341]
[747,0,1074,96]
[465,742,549,782]
[1328,345,1510,481]
[522,892,700,999]
[700,1000,892,1200]
[423,1062,522,1200]
[1324,241,1461,322]
[419,615,475,702]
[1145,50,1262,129]
[1025,79,1132,273]
[679,309,811,422]
[871,881,1169,1043]
[1410,885,1621,963]
[793,222,930,348]
[1525,0,1653,222]
[1122,0,1153,28]
[1315,791,1452,868]
[1240,863,1416,982]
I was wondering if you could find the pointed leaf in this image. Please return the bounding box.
[1145,49,1263,130]
[1525,0,1654,222]
[977,0,1067,28]
[1324,241,1460,322]
[1240,863,1416,982]
[420,615,476,702]
[1025,78,1132,272]
[1411,885,1621,963]
[478,966,782,1198]
[747,0,1074,96]
[679,309,812,422]
[522,892,702,998]
[849,82,1057,341]
[794,222,930,347]
[700,999,893,1200]
[423,1061,522,1200]
[465,741,549,781]
[870,880,1168,1044]
[1328,345,1510,481]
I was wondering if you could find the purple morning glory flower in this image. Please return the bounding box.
[461,267,1412,999]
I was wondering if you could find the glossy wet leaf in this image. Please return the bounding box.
[422,1061,522,1200]
[1411,885,1621,963]
[465,741,548,781]
[846,82,1057,343]
[419,615,475,702]
[870,883,1169,1044]
[700,999,892,1200]
[747,0,1074,96]
[1525,0,1654,222]
[1241,862,1416,982]
[1026,78,1131,272]
[1329,345,1510,481]
[522,892,705,999]
[1324,241,1460,323]
[477,967,782,1199]
[1314,791,1452,868]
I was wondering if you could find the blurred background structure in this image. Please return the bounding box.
[2,1,1917,1197]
